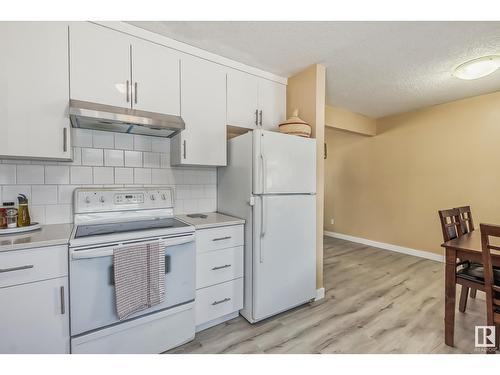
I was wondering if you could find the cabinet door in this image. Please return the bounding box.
[131,39,180,115]
[0,22,71,160]
[0,277,69,353]
[227,69,259,129]
[258,79,286,131]
[172,56,227,166]
[70,22,131,108]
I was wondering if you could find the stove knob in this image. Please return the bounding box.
[150,194,156,201]
[85,196,91,204]
[161,194,166,200]
[100,196,105,203]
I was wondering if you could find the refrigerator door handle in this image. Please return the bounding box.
[260,153,267,193]
[260,196,266,263]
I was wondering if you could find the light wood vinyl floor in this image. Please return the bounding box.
[168,236,487,354]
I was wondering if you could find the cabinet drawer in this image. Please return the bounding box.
[0,245,68,289]
[195,278,243,326]
[196,246,243,289]
[196,225,244,253]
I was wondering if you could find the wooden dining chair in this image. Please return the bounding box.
[456,206,478,298]
[438,208,484,312]
[480,223,500,353]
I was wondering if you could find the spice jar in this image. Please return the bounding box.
[5,207,18,228]
[0,207,6,229]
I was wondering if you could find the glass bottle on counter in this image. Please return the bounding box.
[17,194,31,227]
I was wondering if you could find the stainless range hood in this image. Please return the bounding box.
[69,100,185,138]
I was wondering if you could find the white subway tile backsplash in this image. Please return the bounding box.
[114,168,134,184]
[72,128,93,148]
[0,165,16,184]
[81,148,104,166]
[2,185,31,203]
[104,150,124,167]
[0,129,217,222]
[134,168,151,184]
[32,185,58,205]
[124,151,143,167]
[134,135,152,151]
[45,166,70,184]
[93,131,114,149]
[151,138,170,153]
[114,133,134,150]
[70,166,93,185]
[45,204,72,225]
[143,152,160,168]
[160,153,170,168]
[58,185,78,204]
[17,165,44,184]
[30,205,46,224]
[93,167,114,184]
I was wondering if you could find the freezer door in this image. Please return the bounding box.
[253,130,316,194]
[252,194,316,322]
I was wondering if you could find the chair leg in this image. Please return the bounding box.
[470,289,477,298]
[458,286,469,313]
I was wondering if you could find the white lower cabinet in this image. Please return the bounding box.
[195,224,244,332]
[0,245,69,354]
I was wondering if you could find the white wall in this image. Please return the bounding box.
[0,128,217,224]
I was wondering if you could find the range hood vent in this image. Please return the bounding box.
[69,100,185,138]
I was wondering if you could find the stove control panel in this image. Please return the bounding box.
[74,187,174,214]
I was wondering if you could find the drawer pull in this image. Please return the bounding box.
[212,264,231,271]
[212,297,231,306]
[0,264,34,274]
[212,236,231,242]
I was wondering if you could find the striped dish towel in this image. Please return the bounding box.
[113,241,166,320]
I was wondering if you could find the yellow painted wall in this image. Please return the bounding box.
[325,105,377,136]
[324,90,500,255]
[287,64,326,289]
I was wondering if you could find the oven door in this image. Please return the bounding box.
[69,233,195,336]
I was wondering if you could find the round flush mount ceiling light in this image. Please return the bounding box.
[453,55,500,80]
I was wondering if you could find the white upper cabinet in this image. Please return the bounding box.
[171,55,227,166]
[0,22,71,160]
[258,78,287,131]
[227,70,259,128]
[70,23,181,116]
[70,22,131,108]
[130,38,180,115]
[226,68,286,131]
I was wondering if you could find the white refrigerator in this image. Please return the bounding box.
[218,129,316,323]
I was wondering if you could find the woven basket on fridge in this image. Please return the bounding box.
[278,109,311,138]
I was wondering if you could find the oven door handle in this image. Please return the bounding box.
[71,234,195,260]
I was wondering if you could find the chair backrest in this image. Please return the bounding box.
[480,223,500,323]
[456,206,475,234]
[438,208,462,242]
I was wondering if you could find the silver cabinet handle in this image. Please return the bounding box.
[60,286,65,315]
[259,110,263,126]
[126,80,130,103]
[134,82,138,104]
[0,265,34,273]
[183,140,187,159]
[212,264,231,271]
[255,109,258,126]
[63,127,68,152]
[212,297,231,306]
[212,236,231,242]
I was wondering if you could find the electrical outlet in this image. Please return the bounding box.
[330,218,335,225]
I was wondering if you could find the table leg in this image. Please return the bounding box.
[445,248,457,347]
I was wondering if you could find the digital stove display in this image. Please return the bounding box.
[75,218,189,238]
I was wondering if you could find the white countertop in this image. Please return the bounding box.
[0,223,73,252]
[177,212,245,230]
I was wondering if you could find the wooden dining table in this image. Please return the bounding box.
[442,230,500,347]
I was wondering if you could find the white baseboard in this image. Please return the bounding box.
[324,231,444,263]
[315,287,325,301]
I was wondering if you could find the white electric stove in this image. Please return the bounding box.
[68,187,196,354]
